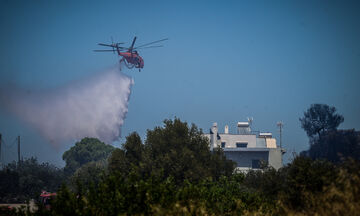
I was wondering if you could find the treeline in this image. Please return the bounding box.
[1,104,360,215]
[299,104,360,162]
[0,158,64,203]
[0,137,116,204]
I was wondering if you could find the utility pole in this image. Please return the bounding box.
[17,135,20,163]
[277,121,283,148]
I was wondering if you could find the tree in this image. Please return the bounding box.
[280,156,336,211]
[300,104,344,138]
[0,157,64,203]
[144,118,234,183]
[62,137,114,175]
[108,118,236,184]
[123,132,143,165]
[108,132,143,175]
[243,166,285,201]
[143,119,211,183]
[307,129,360,163]
[108,148,128,174]
[71,160,107,188]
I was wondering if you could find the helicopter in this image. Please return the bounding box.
[94,37,168,71]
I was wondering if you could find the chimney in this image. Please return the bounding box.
[224,125,229,134]
[210,122,218,150]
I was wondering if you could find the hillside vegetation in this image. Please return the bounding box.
[1,104,360,215]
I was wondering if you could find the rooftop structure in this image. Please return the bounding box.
[204,120,285,171]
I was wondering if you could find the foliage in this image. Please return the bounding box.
[49,183,87,216]
[123,132,144,165]
[299,104,344,138]
[0,157,64,203]
[62,137,114,175]
[32,156,360,216]
[243,166,285,201]
[108,148,128,175]
[32,172,268,216]
[8,156,360,215]
[279,159,360,216]
[300,104,360,163]
[306,129,360,163]
[243,156,337,211]
[108,132,143,176]
[108,118,236,184]
[0,138,114,203]
[70,160,107,188]
[4,116,360,215]
[279,156,336,211]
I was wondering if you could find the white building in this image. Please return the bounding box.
[204,121,285,171]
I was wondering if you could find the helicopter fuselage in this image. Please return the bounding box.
[118,51,144,69]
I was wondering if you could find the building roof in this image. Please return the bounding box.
[223,148,270,152]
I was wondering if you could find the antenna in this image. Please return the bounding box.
[277,121,283,148]
[247,117,253,125]
[17,135,20,163]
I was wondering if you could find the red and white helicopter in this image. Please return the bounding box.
[94,36,168,71]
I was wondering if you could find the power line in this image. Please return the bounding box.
[1,137,17,148]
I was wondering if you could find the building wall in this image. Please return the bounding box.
[224,150,269,169]
[256,138,267,148]
[268,148,283,170]
[217,134,257,148]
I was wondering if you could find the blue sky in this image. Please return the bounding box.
[1,0,360,165]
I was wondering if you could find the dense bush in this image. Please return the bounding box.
[0,138,113,204]
[108,119,235,185]
[0,157,64,203]
[305,129,360,163]
[19,156,356,216]
[63,137,114,175]
[34,172,268,215]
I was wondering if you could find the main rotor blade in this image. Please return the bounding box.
[134,38,168,49]
[93,50,117,52]
[129,36,137,50]
[98,43,125,47]
[134,45,164,50]
[94,47,128,51]
[98,43,116,47]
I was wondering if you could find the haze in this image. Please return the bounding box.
[0,0,359,165]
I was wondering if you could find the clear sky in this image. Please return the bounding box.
[1,0,360,165]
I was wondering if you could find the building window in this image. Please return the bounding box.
[252,160,261,169]
[236,142,247,148]
[221,142,226,148]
